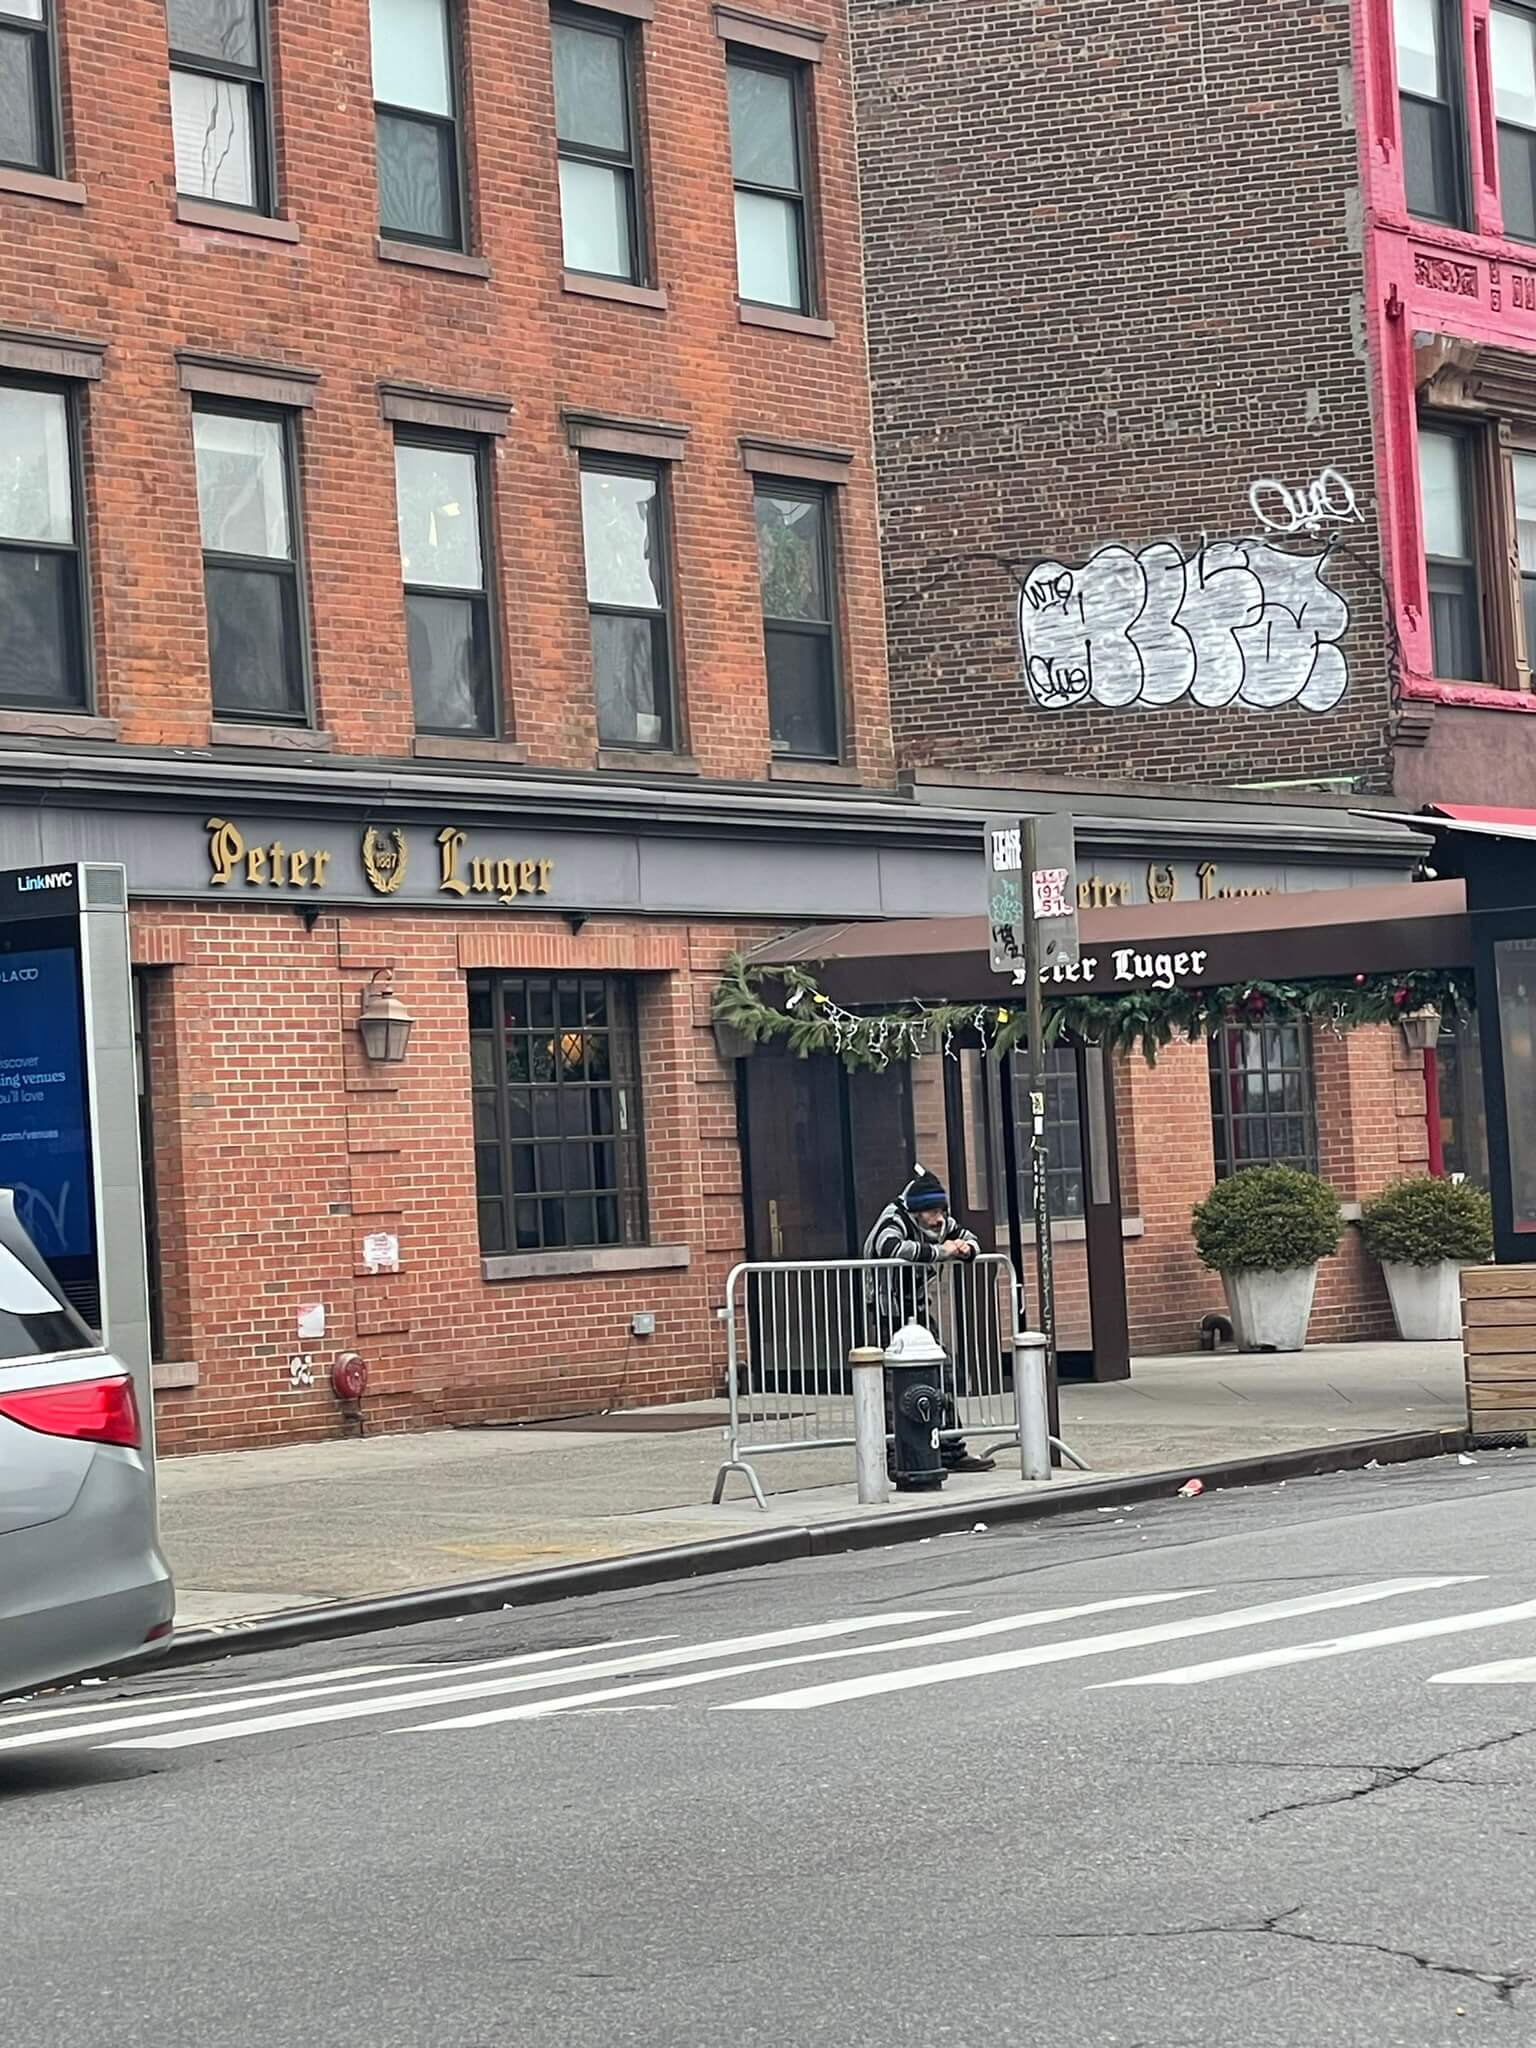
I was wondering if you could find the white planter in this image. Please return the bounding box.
[1381,1259,1464,1342]
[1221,1266,1318,1352]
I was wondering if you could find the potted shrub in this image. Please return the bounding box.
[1359,1176,1493,1341]
[1192,1165,1343,1352]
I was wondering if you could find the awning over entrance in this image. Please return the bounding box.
[748,878,1472,1005]
[1415,803,1536,842]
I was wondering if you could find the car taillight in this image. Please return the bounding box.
[0,1375,140,1448]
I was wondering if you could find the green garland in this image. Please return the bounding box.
[713,952,1472,1069]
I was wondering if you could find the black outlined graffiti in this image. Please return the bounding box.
[1246,467,1362,537]
[1018,539,1351,715]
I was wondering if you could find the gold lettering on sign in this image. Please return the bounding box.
[205,818,331,890]
[1077,873,1130,910]
[436,826,554,905]
[1147,863,1177,903]
[361,826,408,895]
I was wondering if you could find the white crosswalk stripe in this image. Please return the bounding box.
[1429,1653,1536,1684]
[11,1575,1536,1760]
[403,1591,1205,1730]
[0,1662,415,1730]
[714,1578,1478,1713]
[1093,1595,1536,1688]
[102,1613,960,1751]
[0,1639,675,1754]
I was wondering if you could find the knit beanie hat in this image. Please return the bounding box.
[902,1166,948,1212]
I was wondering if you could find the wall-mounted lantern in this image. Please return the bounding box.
[1399,1006,1441,1056]
[358,969,414,1065]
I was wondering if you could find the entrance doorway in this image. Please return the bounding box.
[740,1042,914,1262]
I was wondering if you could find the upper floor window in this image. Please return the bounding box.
[754,481,838,759]
[0,379,85,711]
[580,460,674,751]
[1494,5,1536,239]
[370,0,464,249]
[1209,1023,1318,1178]
[726,53,810,312]
[0,0,57,176]
[192,402,307,721]
[552,9,643,284]
[1419,425,1484,681]
[394,434,495,736]
[1395,0,1467,225]
[167,0,273,213]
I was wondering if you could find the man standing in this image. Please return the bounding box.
[862,1167,996,1473]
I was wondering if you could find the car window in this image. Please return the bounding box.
[0,1236,93,1364]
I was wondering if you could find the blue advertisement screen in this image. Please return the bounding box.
[0,946,94,1262]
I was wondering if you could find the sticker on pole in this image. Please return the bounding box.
[1032,867,1071,920]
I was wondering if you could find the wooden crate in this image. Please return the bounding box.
[1461,1268,1536,1436]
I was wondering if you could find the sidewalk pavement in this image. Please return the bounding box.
[159,1339,1469,1626]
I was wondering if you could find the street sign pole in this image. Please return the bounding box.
[1021,814,1078,1429]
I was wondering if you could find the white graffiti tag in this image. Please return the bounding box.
[1019,540,1350,714]
[1246,467,1362,536]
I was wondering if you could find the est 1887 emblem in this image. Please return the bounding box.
[361,826,408,895]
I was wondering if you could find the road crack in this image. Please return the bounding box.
[1236,1727,1536,1823]
[1046,1906,1534,2006]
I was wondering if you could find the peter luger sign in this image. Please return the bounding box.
[205,820,553,905]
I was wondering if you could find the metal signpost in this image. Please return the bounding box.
[986,815,1078,1405]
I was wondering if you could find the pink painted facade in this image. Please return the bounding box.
[1361,0,1536,784]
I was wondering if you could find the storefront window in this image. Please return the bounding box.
[1435,1016,1489,1185]
[1208,1022,1318,1176]
[468,973,647,1254]
[1494,938,1536,1231]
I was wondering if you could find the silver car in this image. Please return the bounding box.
[0,1198,173,1700]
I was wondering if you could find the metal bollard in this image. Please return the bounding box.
[848,1345,889,1505]
[1013,1328,1052,1483]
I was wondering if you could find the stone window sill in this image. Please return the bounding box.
[768,759,858,784]
[0,707,118,743]
[152,1360,199,1391]
[377,237,491,279]
[413,735,528,765]
[1015,1216,1145,1246]
[596,748,701,775]
[562,270,668,311]
[0,165,86,206]
[483,1244,691,1283]
[176,197,302,243]
[208,721,334,752]
[738,301,835,339]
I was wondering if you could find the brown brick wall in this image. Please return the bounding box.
[132,902,779,1452]
[7,0,890,780]
[848,0,1391,790]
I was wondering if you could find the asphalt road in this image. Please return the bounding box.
[8,1455,1536,2048]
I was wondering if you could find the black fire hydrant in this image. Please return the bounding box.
[884,1322,948,1493]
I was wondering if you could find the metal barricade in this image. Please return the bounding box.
[713,1253,1027,1509]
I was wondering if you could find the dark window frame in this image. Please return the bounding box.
[1493,0,1536,241]
[0,371,91,714]
[131,970,167,1363]
[394,426,500,739]
[373,0,468,252]
[0,0,62,177]
[468,971,649,1256]
[754,475,841,762]
[551,5,646,287]
[1396,0,1470,227]
[1008,1041,1084,1222]
[580,453,678,752]
[1208,1021,1320,1179]
[166,0,277,216]
[726,48,814,315]
[1419,417,1487,683]
[191,396,312,725]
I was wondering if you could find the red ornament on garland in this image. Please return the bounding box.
[1392,986,1409,1007]
[1243,988,1267,1017]
[1353,974,1367,987]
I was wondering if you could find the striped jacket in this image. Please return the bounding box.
[861,1201,980,1331]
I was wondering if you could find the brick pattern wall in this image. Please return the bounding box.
[1113,1024,1422,1354]
[848,0,1391,790]
[132,903,773,1453]
[6,0,890,781]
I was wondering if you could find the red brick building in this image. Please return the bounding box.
[0,0,943,1450]
[842,0,1491,1360]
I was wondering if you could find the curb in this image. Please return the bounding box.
[153,1425,1468,1672]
